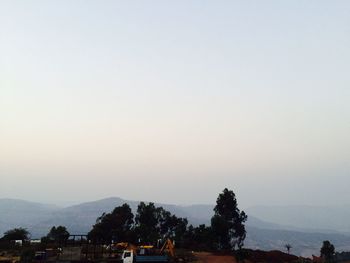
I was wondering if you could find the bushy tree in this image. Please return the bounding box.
[88,202,189,246]
[88,203,134,243]
[171,217,188,246]
[158,209,188,244]
[42,226,70,243]
[1,228,30,241]
[134,202,162,244]
[211,188,247,250]
[127,202,188,246]
[321,240,335,262]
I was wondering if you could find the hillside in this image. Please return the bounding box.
[246,205,350,233]
[0,199,60,236]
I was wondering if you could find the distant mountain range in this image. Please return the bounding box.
[246,205,350,233]
[1,198,350,257]
[0,197,215,238]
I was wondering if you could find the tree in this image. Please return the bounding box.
[158,209,188,245]
[88,203,134,243]
[321,240,335,262]
[170,216,188,247]
[285,243,292,254]
[134,202,162,244]
[211,188,247,250]
[43,226,70,243]
[134,202,188,246]
[1,228,30,241]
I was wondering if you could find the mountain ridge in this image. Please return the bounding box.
[246,204,350,233]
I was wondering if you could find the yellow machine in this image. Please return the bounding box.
[160,239,175,257]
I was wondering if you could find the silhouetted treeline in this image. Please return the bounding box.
[88,188,247,251]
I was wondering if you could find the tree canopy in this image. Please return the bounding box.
[42,226,70,243]
[211,188,247,250]
[88,203,134,243]
[134,202,188,245]
[1,228,30,241]
[88,202,188,247]
[321,240,335,262]
[134,202,160,243]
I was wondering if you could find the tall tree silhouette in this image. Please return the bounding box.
[211,188,247,250]
[321,240,335,263]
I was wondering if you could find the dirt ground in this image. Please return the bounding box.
[193,252,238,263]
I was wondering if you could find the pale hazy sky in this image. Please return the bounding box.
[0,1,349,207]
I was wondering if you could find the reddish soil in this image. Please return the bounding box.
[247,249,299,263]
[193,250,301,263]
[193,252,238,263]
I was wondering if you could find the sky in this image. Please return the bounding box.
[0,1,349,208]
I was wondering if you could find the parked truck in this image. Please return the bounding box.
[121,250,168,263]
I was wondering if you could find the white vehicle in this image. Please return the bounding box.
[121,250,168,263]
